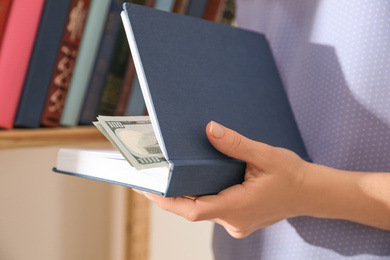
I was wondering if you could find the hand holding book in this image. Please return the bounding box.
[139,121,390,237]
[138,121,307,238]
[54,3,310,197]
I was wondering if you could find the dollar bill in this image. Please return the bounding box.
[94,116,168,170]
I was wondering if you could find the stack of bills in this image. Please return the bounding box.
[93,116,168,170]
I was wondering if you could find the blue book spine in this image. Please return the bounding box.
[185,0,208,17]
[14,0,72,128]
[79,0,123,125]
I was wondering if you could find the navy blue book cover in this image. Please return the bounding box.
[122,3,310,196]
[185,0,208,17]
[14,0,72,128]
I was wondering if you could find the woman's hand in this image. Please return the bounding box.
[138,121,390,238]
[138,121,311,238]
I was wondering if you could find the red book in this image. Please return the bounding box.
[0,0,46,129]
[40,0,91,127]
[172,0,189,14]
[203,0,226,22]
[0,0,13,49]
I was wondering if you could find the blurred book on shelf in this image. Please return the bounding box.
[0,0,235,130]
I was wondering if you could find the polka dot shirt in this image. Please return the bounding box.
[213,0,390,259]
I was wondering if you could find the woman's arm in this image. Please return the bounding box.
[139,121,390,238]
[299,162,390,230]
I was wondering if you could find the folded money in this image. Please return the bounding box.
[93,115,168,170]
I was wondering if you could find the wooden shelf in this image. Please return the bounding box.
[0,126,109,149]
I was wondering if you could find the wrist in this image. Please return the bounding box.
[294,162,390,230]
[294,162,353,220]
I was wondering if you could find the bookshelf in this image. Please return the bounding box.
[0,127,107,149]
[0,0,233,259]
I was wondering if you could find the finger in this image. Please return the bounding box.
[182,195,199,200]
[216,217,282,239]
[210,218,253,239]
[206,121,272,165]
[132,188,144,195]
[143,191,231,222]
[225,229,252,239]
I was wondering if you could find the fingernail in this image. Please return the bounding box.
[143,192,155,201]
[210,121,225,139]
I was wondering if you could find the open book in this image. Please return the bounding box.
[55,148,169,194]
[54,3,309,197]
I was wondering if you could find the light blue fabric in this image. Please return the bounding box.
[213,1,390,259]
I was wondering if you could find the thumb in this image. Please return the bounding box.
[206,121,265,164]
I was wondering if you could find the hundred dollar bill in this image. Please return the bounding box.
[94,116,168,170]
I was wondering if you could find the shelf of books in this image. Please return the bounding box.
[0,0,234,258]
[0,0,234,132]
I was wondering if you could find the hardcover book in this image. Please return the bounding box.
[40,0,91,127]
[115,0,171,116]
[203,0,226,22]
[124,76,146,116]
[97,0,154,117]
[171,0,189,14]
[96,26,130,116]
[0,0,13,49]
[78,0,124,125]
[114,56,136,116]
[60,0,111,126]
[185,0,208,17]
[14,0,72,128]
[55,3,309,197]
[154,0,174,12]
[0,0,46,129]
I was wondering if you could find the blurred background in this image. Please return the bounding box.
[0,144,214,260]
